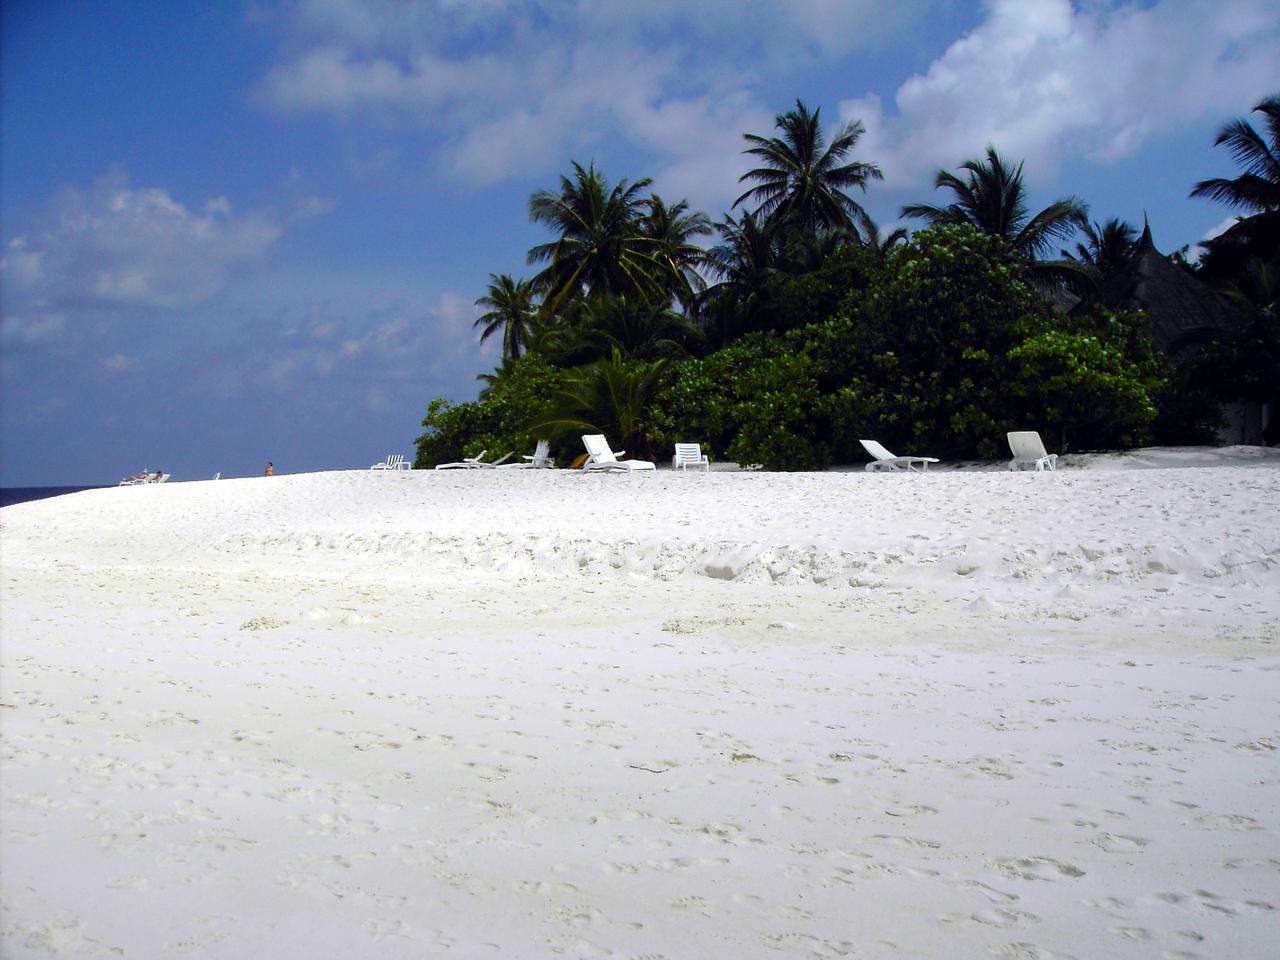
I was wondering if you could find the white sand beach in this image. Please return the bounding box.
[2,448,1278,959]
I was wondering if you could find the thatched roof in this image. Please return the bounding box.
[1082,225,1248,358]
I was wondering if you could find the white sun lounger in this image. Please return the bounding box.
[371,453,410,471]
[581,434,656,472]
[672,443,709,472]
[860,439,939,472]
[499,439,555,469]
[434,450,513,470]
[1007,431,1058,471]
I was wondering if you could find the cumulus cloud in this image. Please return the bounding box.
[101,353,141,374]
[0,312,67,347]
[841,0,1280,188]
[203,290,484,411]
[256,0,939,209]
[1,169,288,312]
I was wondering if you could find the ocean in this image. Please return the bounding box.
[1,486,109,508]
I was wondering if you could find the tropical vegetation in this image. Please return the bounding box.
[416,94,1280,469]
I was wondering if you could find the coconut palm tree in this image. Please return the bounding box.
[856,211,909,259]
[639,194,713,309]
[575,294,703,362]
[473,273,538,364]
[1191,95,1280,214]
[532,349,670,457]
[697,210,787,343]
[902,146,1088,260]
[527,161,666,316]
[734,99,883,239]
[1191,94,1280,282]
[1064,218,1139,280]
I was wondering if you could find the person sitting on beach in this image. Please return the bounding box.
[265,462,274,476]
[152,470,163,483]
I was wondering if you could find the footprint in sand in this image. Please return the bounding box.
[1193,811,1261,831]
[949,879,1020,903]
[864,833,942,850]
[990,857,1085,881]
[991,943,1077,959]
[1091,832,1149,853]
[758,931,856,957]
[939,908,1038,928]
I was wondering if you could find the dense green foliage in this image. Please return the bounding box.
[414,94,1279,469]
[414,354,565,468]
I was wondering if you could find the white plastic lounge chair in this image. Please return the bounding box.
[1007,431,1058,472]
[672,443,709,472]
[860,439,939,472]
[500,439,555,469]
[581,434,656,472]
[371,453,410,471]
[434,450,513,470]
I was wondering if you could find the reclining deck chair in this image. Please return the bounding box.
[434,450,513,470]
[860,439,939,472]
[581,434,656,472]
[499,439,555,469]
[371,453,410,471]
[1007,432,1058,471]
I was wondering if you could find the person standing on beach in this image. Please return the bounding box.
[264,462,274,476]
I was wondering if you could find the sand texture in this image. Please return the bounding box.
[2,452,1278,958]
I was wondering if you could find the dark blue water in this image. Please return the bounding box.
[0,486,108,508]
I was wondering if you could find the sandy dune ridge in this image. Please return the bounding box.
[2,455,1278,958]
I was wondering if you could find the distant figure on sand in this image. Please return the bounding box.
[265,462,274,476]
[152,470,163,483]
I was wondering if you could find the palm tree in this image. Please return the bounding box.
[1191,95,1280,213]
[734,99,883,239]
[473,273,538,364]
[527,161,665,315]
[1064,218,1139,280]
[856,211,909,259]
[1191,94,1280,282]
[639,194,713,309]
[902,146,1088,260]
[698,210,787,343]
[532,349,669,456]
[580,295,703,361]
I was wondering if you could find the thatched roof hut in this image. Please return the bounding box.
[1081,225,1248,358]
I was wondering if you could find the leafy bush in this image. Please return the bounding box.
[1007,310,1167,451]
[811,224,1053,459]
[531,350,670,458]
[650,332,829,470]
[414,354,565,467]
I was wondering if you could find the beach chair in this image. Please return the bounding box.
[434,450,513,470]
[500,439,555,469]
[371,453,410,471]
[580,434,656,473]
[1007,431,1058,471]
[672,443,709,472]
[860,439,939,472]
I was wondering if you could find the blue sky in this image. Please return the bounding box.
[2,0,1278,486]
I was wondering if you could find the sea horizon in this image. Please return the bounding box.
[0,485,111,509]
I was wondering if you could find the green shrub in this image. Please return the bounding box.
[414,354,565,467]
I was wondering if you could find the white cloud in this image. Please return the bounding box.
[101,352,140,374]
[0,311,66,347]
[1201,215,1240,243]
[256,0,941,209]
[203,290,483,409]
[1,169,287,312]
[841,0,1280,189]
